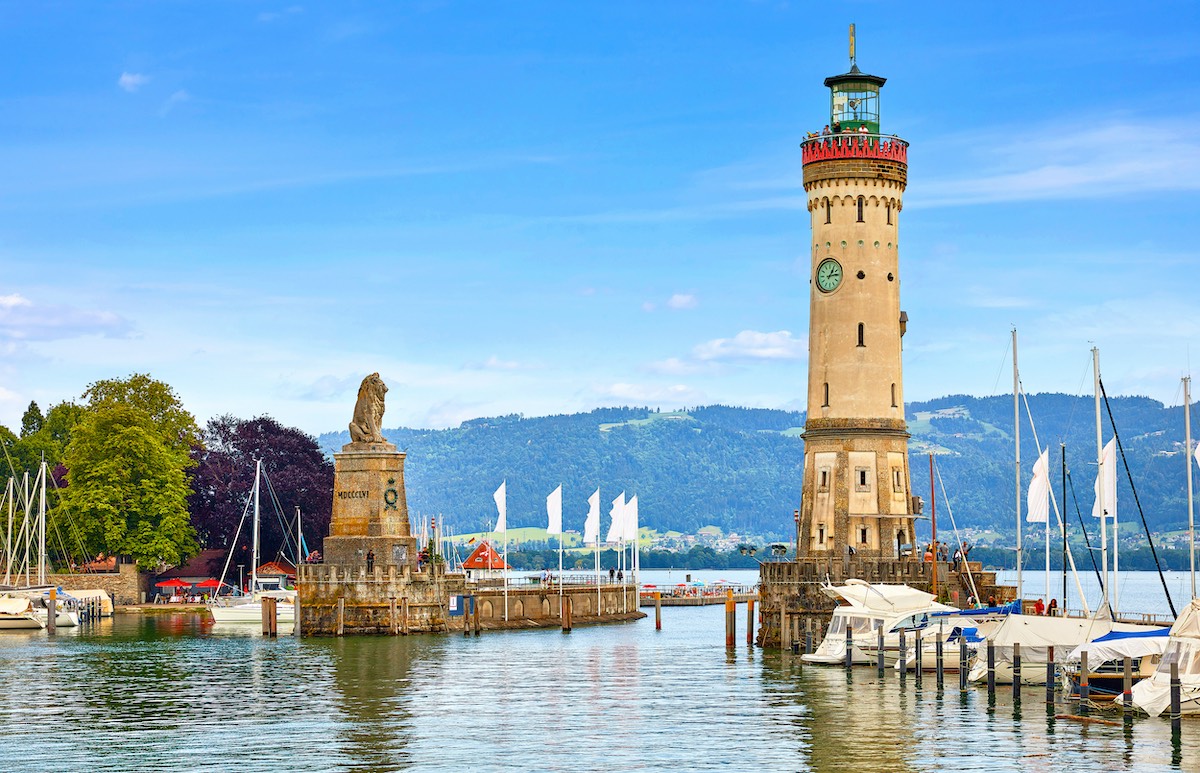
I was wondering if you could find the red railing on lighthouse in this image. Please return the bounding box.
[801,133,908,165]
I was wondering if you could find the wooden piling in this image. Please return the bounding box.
[1012,642,1021,700]
[1046,646,1055,706]
[805,618,813,655]
[986,641,995,697]
[898,628,907,682]
[914,630,922,688]
[959,637,969,693]
[877,626,885,677]
[654,592,662,631]
[746,598,755,647]
[1171,660,1182,735]
[401,598,410,635]
[473,596,481,636]
[1080,650,1090,715]
[261,596,271,636]
[47,588,56,636]
[935,638,944,688]
[844,628,853,670]
[389,597,398,636]
[725,590,735,649]
[294,592,302,637]
[336,597,345,637]
[1122,656,1133,715]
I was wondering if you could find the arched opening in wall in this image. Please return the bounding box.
[891,383,897,407]
[822,382,830,407]
[579,595,591,615]
[482,600,495,619]
[856,196,865,222]
[824,197,831,224]
[896,530,907,558]
[513,600,524,618]
[886,202,892,225]
[542,599,552,617]
[857,323,865,347]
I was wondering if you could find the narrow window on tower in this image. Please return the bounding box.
[886,203,892,225]
[859,526,869,545]
[822,382,829,407]
[892,468,903,493]
[818,468,830,492]
[855,467,871,492]
[818,525,826,545]
[856,196,865,222]
[824,197,831,224]
[891,383,897,407]
[857,323,865,347]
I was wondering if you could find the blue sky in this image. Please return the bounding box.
[2,2,1199,435]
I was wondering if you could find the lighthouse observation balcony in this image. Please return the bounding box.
[801,133,908,165]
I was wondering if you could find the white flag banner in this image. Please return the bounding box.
[1194,440,1200,472]
[1026,449,1050,523]
[624,495,639,541]
[1091,439,1117,518]
[583,488,601,545]
[546,485,563,535]
[493,480,507,532]
[606,492,626,543]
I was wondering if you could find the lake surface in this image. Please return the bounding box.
[1,570,1196,772]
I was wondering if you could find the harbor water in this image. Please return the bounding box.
[0,570,1196,772]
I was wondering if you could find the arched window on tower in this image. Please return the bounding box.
[856,196,865,223]
[857,323,865,347]
[822,382,829,407]
[886,202,892,225]
[891,383,897,407]
[824,197,831,224]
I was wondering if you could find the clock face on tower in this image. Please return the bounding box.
[816,258,843,293]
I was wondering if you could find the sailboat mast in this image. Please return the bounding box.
[37,460,46,586]
[251,459,261,593]
[1013,329,1022,602]
[4,477,13,585]
[1061,444,1068,610]
[1186,376,1195,598]
[1093,347,1108,607]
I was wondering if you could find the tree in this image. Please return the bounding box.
[190,415,333,563]
[58,404,198,569]
[83,374,200,455]
[19,401,43,437]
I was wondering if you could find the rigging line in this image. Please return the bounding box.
[45,467,90,570]
[216,490,255,592]
[1099,378,1177,618]
[932,458,979,603]
[1060,353,1096,442]
[990,336,1013,398]
[260,469,293,562]
[1066,470,1104,588]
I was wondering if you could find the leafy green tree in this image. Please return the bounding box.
[59,404,198,569]
[19,401,43,437]
[83,374,200,454]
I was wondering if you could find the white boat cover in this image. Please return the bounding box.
[827,581,940,613]
[1126,598,1200,717]
[980,614,1158,666]
[1067,627,1170,665]
[0,595,34,615]
[69,588,114,615]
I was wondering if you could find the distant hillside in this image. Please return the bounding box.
[318,396,1197,540]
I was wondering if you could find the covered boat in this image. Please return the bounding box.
[0,594,46,630]
[1063,627,1169,701]
[1119,598,1200,717]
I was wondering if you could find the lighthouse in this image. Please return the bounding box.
[796,28,918,560]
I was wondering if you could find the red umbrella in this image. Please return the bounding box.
[194,578,221,589]
[155,578,192,588]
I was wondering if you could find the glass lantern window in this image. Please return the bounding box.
[830,82,880,133]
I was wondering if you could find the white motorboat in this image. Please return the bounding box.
[0,595,46,630]
[801,580,958,665]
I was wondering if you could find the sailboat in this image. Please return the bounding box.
[0,461,79,628]
[208,461,296,624]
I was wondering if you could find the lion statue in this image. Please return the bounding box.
[349,372,388,443]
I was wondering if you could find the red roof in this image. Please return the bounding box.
[256,560,296,577]
[462,541,510,570]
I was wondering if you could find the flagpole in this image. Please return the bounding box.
[1186,376,1196,598]
[503,519,509,623]
[1094,347,1109,608]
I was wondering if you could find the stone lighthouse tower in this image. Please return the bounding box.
[796,30,917,560]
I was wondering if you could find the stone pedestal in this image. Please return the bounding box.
[322,441,416,569]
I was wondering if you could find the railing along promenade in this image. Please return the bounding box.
[800,132,908,165]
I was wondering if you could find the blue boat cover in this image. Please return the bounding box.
[1090,627,1170,642]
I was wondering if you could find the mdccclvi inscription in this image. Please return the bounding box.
[336,490,370,499]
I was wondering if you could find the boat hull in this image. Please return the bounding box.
[209,602,295,624]
[0,614,45,630]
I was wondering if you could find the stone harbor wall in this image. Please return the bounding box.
[48,563,145,605]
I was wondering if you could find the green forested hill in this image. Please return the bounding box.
[318,395,1196,539]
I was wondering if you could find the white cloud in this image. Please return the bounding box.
[0,295,131,343]
[596,382,702,404]
[159,90,190,116]
[916,118,1200,208]
[642,301,656,312]
[692,330,805,362]
[666,293,698,310]
[117,72,149,93]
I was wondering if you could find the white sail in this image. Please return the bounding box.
[606,492,625,543]
[624,495,639,541]
[1025,449,1050,523]
[546,485,562,535]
